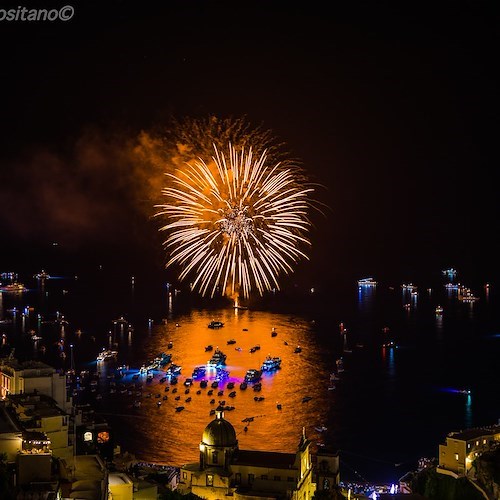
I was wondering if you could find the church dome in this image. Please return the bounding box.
[202,410,237,447]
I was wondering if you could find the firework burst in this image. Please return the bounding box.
[155,141,315,299]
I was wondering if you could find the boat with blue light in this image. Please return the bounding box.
[261,356,282,372]
[357,277,377,287]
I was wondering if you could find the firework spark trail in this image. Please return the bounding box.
[155,143,314,299]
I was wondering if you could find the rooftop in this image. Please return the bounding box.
[232,449,297,469]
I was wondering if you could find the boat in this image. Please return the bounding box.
[302,396,312,403]
[166,363,182,376]
[249,344,261,353]
[315,425,328,432]
[227,339,236,345]
[336,358,345,373]
[96,349,118,362]
[401,283,417,291]
[244,369,262,383]
[34,270,51,280]
[435,305,444,315]
[205,345,214,352]
[445,283,460,290]
[208,320,224,329]
[239,381,248,390]
[261,356,282,372]
[329,372,340,382]
[459,389,471,395]
[382,340,397,348]
[442,268,457,279]
[294,346,302,353]
[0,283,27,293]
[215,368,230,381]
[207,348,227,367]
[192,366,207,379]
[358,277,377,287]
[175,406,185,412]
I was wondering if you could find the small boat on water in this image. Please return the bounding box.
[175,406,185,412]
[192,366,207,379]
[207,348,227,367]
[315,425,327,432]
[244,369,262,383]
[34,270,51,280]
[227,339,236,345]
[239,381,248,390]
[261,356,282,372]
[294,346,302,353]
[0,282,27,293]
[336,358,345,373]
[302,396,312,403]
[435,305,444,315]
[205,345,213,352]
[97,349,118,362]
[358,277,377,287]
[208,320,224,329]
[249,345,261,353]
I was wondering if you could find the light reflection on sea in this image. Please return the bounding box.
[95,308,332,466]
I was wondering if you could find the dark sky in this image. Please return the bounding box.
[0,1,498,287]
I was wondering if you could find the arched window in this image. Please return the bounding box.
[212,450,218,464]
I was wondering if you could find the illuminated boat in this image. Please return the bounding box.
[459,389,471,395]
[166,363,182,376]
[442,268,457,279]
[192,366,207,379]
[445,283,460,290]
[96,349,118,362]
[207,348,227,367]
[435,305,444,315]
[261,356,282,372]
[208,320,224,329]
[244,369,262,383]
[402,283,417,291]
[459,288,479,303]
[0,282,27,293]
[357,277,377,287]
[34,270,51,280]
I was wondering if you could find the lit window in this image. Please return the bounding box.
[476,441,479,446]
[183,472,187,480]
[483,439,486,444]
[455,453,459,461]
[467,444,471,449]
[206,474,213,487]
[97,431,110,444]
[83,431,93,442]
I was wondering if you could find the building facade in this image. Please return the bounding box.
[438,424,500,476]
[178,410,339,500]
[0,357,71,412]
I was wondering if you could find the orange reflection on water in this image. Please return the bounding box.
[98,308,332,465]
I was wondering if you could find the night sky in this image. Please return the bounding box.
[0,1,497,290]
